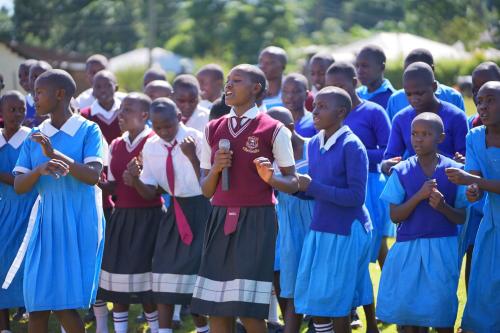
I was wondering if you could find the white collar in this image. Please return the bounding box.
[0,126,31,149]
[90,97,121,119]
[122,126,152,151]
[319,125,350,152]
[38,114,85,137]
[25,94,34,106]
[228,105,260,119]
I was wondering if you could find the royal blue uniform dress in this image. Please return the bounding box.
[461,126,500,333]
[377,155,467,327]
[8,115,105,311]
[275,141,313,298]
[0,127,37,308]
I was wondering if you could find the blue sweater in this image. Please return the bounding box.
[306,127,372,235]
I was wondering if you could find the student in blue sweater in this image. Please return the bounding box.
[295,87,373,333]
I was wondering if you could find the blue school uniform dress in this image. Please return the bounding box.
[275,141,314,298]
[377,155,466,327]
[6,115,105,312]
[386,83,465,120]
[345,100,393,253]
[0,127,37,309]
[384,101,468,160]
[356,78,395,109]
[461,126,500,333]
[294,126,373,317]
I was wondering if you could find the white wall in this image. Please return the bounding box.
[0,43,26,92]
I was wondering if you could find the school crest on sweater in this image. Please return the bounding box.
[244,135,259,153]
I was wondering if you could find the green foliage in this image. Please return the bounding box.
[115,65,147,92]
[0,7,12,40]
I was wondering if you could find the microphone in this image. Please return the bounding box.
[219,139,230,191]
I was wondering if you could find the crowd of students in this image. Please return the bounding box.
[0,44,499,333]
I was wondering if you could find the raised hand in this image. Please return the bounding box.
[429,188,446,210]
[179,136,197,160]
[445,167,473,185]
[297,173,312,192]
[466,183,481,203]
[31,132,54,158]
[453,152,465,164]
[212,148,232,173]
[254,157,274,183]
[416,179,437,201]
[127,157,142,178]
[37,159,69,179]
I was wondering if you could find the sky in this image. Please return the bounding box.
[0,0,13,14]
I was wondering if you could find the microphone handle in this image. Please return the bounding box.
[221,167,229,191]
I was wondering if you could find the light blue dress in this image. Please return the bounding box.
[0,127,37,308]
[377,172,467,327]
[7,115,105,312]
[275,142,314,298]
[462,126,500,333]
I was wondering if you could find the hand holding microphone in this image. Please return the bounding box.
[217,139,231,191]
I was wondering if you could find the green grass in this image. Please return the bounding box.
[10,97,475,332]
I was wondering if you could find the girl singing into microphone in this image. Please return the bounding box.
[191,64,298,333]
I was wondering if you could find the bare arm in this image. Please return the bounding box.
[0,172,14,186]
[429,189,466,225]
[200,149,231,198]
[390,179,436,223]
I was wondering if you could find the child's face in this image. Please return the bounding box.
[118,98,147,132]
[325,73,356,97]
[92,75,117,106]
[476,85,500,127]
[224,69,258,108]
[151,111,180,143]
[145,85,172,101]
[1,96,26,130]
[86,61,106,85]
[403,77,436,112]
[34,79,58,116]
[411,120,443,156]
[173,88,198,117]
[472,71,495,106]
[18,64,32,93]
[197,71,222,102]
[355,53,383,86]
[282,79,307,113]
[310,59,328,91]
[29,66,46,94]
[312,93,344,131]
[258,52,283,81]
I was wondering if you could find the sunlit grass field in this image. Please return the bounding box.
[9,98,477,332]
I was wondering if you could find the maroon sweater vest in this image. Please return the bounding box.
[208,113,282,207]
[81,107,122,209]
[80,107,121,144]
[110,132,163,208]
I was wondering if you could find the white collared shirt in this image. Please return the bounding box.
[76,88,127,110]
[185,105,209,133]
[199,99,213,110]
[140,123,203,197]
[38,114,86,138]
[90,97,121,121]
[318,125,350,152]
[107,127,152,181]
[200,105,295,169]
[0,126,31,149]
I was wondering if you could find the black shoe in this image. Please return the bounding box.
[350,309,362,329]
[83,308,96,324]
[236,321,247,333]
[306,318,315,333]
[12,307,26,321]
[267,322,284,333]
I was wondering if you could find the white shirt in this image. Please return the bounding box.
[0,126,30,149]
[185,105,209,133]
[200,105,295,170]
[107,127,152,181]
[76,88,127,110]
[90,97,121,122]
[318,125,350,152]
[140,124,203,197]
[199,99,213,110]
